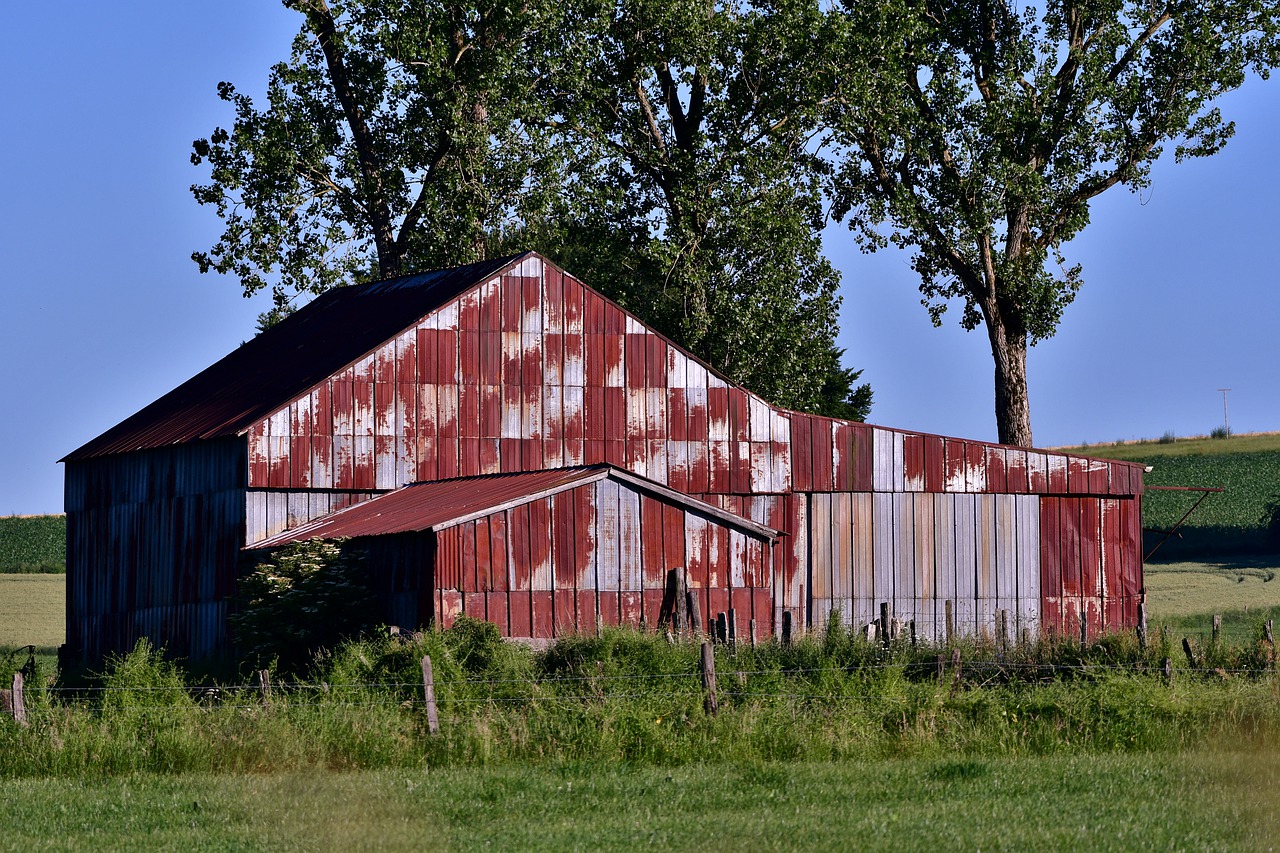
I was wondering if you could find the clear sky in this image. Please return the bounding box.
[2,4,1277,515]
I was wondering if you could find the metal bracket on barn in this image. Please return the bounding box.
[1142,485,1225,562]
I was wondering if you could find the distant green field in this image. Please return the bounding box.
[0,515,65,572]
[1059,433,1280,559]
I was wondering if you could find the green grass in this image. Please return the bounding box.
[0,752,1276,851]
[1058,431,1280,460]
[0,574,64,650]
[0,515,65,572]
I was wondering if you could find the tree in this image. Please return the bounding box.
[543,0,872,417]
[191,0,564,318]
[193,0,872,419]
[828,0,1280,445]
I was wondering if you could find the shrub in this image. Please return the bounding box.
[1210,426,1230,439]
[1158,431,1176,445]
[230,539,379,674]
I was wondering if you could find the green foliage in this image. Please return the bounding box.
[827,0,1280,443]
[192,0,872,417]
[1261,494,1280,550]
[191,0,568,308]
[1212,426,1232,439]
[3,628,1280,782]
[1159,430,1177,445]
[1140,450,1280,556]
[0,515,65,573]
[231,539,379,674]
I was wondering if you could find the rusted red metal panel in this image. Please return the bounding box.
[1066,456,1088,494]
[943,439,965,493]
[1039,497,1061,636]
[985,446,1006,493]
[1089,459,1110,495]
[1080,498,1101,600]
[1047,455,1068,494]
[789,414,812,491]
[921,434,943,493]
[833,424,855,492]
[903,433,925,492]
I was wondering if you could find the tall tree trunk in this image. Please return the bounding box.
[985,313,1033,447]
[304,0,402,280]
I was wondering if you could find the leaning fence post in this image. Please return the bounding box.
[699,641,718,716]
[686,589,703,640]
[421,655,440,736]
[1182,637,1197,670]
[11,672,26,728]
[257,669,272,705]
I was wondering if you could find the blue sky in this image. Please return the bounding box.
[3,4,1277,515]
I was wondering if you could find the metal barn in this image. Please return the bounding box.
[63,252,1145,660]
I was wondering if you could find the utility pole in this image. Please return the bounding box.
[1217,388,1232,436]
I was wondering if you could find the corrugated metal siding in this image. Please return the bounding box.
[64,438,244,660]
[428,478,774,638]
[809,493,1044,641]
[67,251,1149,657]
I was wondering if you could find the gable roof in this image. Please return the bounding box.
[64,254,527,462]
[245,464,781,549]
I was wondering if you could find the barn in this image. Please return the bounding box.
[63,252,1145,661]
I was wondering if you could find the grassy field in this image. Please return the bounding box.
[1059,432,1280,559]
[0,751,1276,851]
[0,574,64,650]
[0,515,65,573]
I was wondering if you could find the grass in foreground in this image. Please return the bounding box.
[0,751,1276,851]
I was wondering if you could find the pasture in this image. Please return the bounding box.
[0,574,64,650]
[0,752,1276,851]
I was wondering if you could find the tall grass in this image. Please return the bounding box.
[3,621,1279,780]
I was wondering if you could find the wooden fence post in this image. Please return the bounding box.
[1182,637,1197,669]
[1136,603,1148,650]
[1212,615,1222,644]
[686,589,702,640]
[257,669,272,705]
[749,619,758,649]
[715,612,728,645]
[999,610,1009,653]
[727,608,738,648]
[11,672,26,728]
[1080,611,1088,646]
[699,642,718,716]
[950,648,962,693]
[781,611,793,647]
[880,603,891,647]
[945,600,954,644]
[1163,657,1173,684]
[421,655,440,736]
[936,653,945,684]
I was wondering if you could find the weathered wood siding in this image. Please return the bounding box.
[64,438,245,660]
[431,478,773,639]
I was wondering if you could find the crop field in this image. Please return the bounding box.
[0,515,65,572]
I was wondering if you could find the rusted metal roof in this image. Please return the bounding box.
[63,254,529,461]
[247,464,780,549]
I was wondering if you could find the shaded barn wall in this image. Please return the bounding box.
[364,531,436,632]
[245,489,385,546]
[64,438,245,660]
[430,478,773,640]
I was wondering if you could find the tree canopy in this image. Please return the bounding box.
[191,0,872,420]
[827,0,1280,445]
